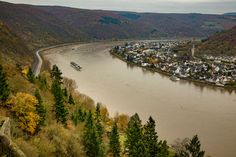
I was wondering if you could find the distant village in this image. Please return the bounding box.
[110,41,236,88]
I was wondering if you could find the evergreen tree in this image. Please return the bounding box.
[27,67,35,83]
[51,64,63,83]
[158,140,169,157]
[125,113,147,157]
[143,116,159,157]
[38,74,47,89]
[185,135,205,157]
[63,88,68,98]
[94,103,105,156]
[95,103,104,140]
[50,65,68,124]
[34,89,46,130]
[83,111,103,157]
[51,80,68,124]
[68,93,75,105]
[109,122,121,157]
[0,65,10,102]
[72,107,87,126]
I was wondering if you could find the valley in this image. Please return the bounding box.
[44,41,236,157]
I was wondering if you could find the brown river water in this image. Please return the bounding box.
[44,41,236,157]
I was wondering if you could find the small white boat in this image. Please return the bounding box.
[216,82,224,87]
[170,75,180,81]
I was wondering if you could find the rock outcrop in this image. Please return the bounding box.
[0,117,26,157]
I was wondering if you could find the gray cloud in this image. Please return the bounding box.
[3,0,236,14]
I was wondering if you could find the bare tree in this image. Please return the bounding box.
[63,77,77,92]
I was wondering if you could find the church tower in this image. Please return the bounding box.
[191,38,195,57]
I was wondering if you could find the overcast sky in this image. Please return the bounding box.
[3,0,236,14]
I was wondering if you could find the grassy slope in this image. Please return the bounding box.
[0,21,36,98]
[0,21,32,64]
[0,21,92,156]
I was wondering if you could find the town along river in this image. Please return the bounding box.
[44,41,236,157]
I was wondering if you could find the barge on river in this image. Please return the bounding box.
[70,62,82,71]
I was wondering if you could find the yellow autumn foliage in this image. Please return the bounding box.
[9,92,39,134]
[148,57,157,64]
[114,113,129,131]
[21,66,29,76]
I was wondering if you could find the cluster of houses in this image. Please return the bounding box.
[110,41,236,87]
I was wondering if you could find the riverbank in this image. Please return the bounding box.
[110,51,236,91]
[32,42,88,76]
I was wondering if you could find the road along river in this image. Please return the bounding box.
[43,41,236,157]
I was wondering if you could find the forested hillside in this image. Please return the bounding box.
[0,1,236,50]
[0,22,31,64]
[174,26,236,56]
[197,26,236,55]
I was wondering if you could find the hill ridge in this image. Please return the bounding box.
[0,1,236,50]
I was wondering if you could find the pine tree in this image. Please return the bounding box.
[158,140,169,157]
[0,65,10,102]
[83,111,103,157]
[51,80,68,124]
[27,67,35,83]
[38,74,47,89]
[185,135,205,157]
[95,103,104,140]
[94,103,105,156]
[50,65,68,124]
[143,116,159,157]
[63,88,68,98]
[34,89,46,130]
[125,113,147,157]
[51,64,63,83]
[68,93,75,105]
[109,122,121,157]
[72,107,87,126]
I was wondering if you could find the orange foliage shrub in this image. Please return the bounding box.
[8,92,39,134]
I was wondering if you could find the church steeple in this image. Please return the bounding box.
[191,38,195,57]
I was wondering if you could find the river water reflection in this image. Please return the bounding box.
[44,42,236,157]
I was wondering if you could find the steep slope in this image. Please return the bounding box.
[196,26,236,55]
[173,26,236,56]
[0,1,236,49]
[0,1,88,50]
[0,21,31,64]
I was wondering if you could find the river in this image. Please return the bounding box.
[44,41,236,157]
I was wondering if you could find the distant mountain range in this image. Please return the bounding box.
[0,1,236,50]
[224,12,236,16]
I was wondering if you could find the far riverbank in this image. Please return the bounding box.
[110,51,236,91]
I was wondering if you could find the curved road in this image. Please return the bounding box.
[32,42,82,76]
[33,49,43,76]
